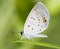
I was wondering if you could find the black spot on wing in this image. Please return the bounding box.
[39,22,40,23]
[31,17,33,19]
[33,18,35,20]
[31,17,35,20]
[41,25,43,27]
[34,9,36,10]
[28,25,30,27]
[40,29,41,31]
[45,19,47,22]
[38,24,40,26]
[39,19,40,21]
[31,28,33,30]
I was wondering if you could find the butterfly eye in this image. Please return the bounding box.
[20,31,24,35]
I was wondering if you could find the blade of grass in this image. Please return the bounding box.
[13,41,60,49]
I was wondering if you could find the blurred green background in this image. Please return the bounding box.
[0,0,60,49]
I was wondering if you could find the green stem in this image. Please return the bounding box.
[13,41,60,49]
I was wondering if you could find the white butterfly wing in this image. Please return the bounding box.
[24,2,50,35]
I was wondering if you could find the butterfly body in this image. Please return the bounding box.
[20,2,50,39]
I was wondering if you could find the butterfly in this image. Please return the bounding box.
[20,2,50,39]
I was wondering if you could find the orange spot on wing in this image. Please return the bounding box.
[42,16,47,23]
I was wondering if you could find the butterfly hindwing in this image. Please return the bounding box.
[24,2,50,35]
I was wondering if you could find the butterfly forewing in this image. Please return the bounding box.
[24,2,50,35]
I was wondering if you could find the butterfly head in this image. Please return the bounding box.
[20,31,24,36]
[20,31,32,39]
